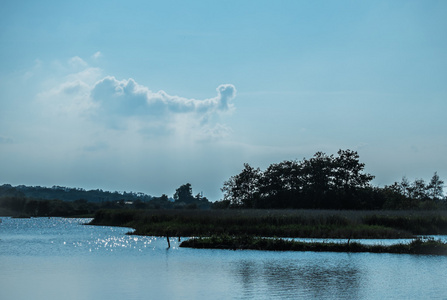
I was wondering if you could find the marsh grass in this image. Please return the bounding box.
[89,209,447,238]
[180,236,447,256]
[363,214,447,235]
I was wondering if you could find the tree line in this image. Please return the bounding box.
[0,183,212,217]
[214,149,445,210]
[1,149,445,215]
[0,184,154,203]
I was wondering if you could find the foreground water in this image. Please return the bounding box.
[1,218,446,299]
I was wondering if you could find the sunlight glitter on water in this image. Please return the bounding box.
[0,217,181,256]
[88,235,156,251]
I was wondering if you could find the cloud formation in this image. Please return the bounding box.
[90,76,236,117]
[88,76,237,140]
[37,56,237,142]
[68,56,88,70]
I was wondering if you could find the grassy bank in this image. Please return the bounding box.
[179,235,447,255]
[89,209,447,238]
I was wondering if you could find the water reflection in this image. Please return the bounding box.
[232,254,361,299]
[235,260,258,298]
[293,260,360,299]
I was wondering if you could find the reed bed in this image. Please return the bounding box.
[89,209,447,238]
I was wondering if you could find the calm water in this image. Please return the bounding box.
[1,217,446,300]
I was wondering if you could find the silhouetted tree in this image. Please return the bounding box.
[174,183,195,204]
[427,172,444,201]
[333,149,375,189]
[221,163,261,208]
[221,150,376,209]
[259,160,303,208]
[332,149,375,208]
[301,152,334,195]
[398,177,411,198]
[408,179,428,201]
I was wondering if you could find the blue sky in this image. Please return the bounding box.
[1,0,446,200]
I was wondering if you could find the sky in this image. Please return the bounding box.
[1,0,446,200]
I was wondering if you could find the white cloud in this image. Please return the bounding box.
[37,77,97,118]
[92,51,102,59]
[66,67,102,84]
[36,57,237,142]
[68,56,88,69]
[90,76,236,117]
[87,76,237,140]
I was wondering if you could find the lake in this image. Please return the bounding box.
[1,217,446,299]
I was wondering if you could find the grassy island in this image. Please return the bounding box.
[179,235,447,255]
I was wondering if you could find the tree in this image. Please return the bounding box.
[301,152,334,193]
[331,149,375,209]
[381,181,420,209]
[221,163,261,208]
[174,183,194,204]
[259,160,303,208]
[333,149,374,190]
[408,179,428,201]
[221,150,377,209]
[427,172,444,201]
[218,149,446,210]
[399,177,411,198]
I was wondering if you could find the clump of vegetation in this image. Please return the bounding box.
[180,236,447,256]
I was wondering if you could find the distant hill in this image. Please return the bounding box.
[0,184,157,203]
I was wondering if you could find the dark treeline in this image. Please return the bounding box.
[0,183,211,217]
[214,149,446,210]
[1,149,445,216]
[0,183,154,217]
[0,194,158,217]
[0,196,98,217]
[0,184,154,203]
